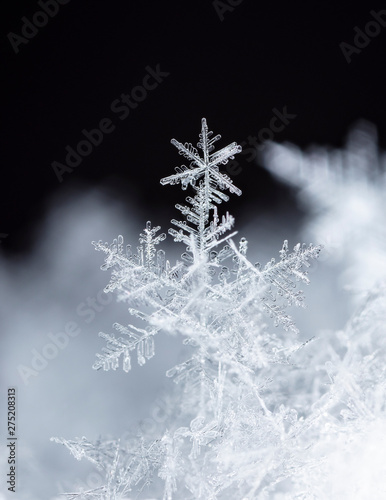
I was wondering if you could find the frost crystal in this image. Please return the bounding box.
[54,118,324,499]
[262,120,386,289]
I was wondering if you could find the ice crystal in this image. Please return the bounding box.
[281,281,386,498]
[53,118,324,499]
[262,120,386,289]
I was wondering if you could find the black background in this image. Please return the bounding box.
[2,0,386,254]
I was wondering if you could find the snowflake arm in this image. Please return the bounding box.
[229,238,322,332]
[93,322,158,372]
[161,118,242,257]
[161,118,242,195]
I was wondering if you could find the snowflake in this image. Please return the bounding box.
[53,118,323,500]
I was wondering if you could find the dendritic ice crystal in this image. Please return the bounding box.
[53,118,324,499]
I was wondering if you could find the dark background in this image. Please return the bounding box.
[1,0,386,255]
